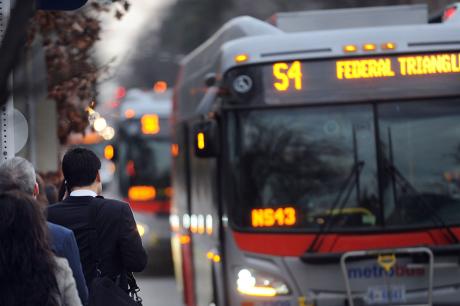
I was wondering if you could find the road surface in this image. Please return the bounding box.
[136,276,182,306]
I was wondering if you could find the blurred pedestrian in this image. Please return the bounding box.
[46,183,59,204]
[0,191,82,306]
[58,179,68,201]
[0,157,88,304]
[48,147,147,291]
[36,173,49,206]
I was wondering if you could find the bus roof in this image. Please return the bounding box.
[220,22,460,72]
[180,16,281,81]
[121,88,172,119]
[270,5,427,32]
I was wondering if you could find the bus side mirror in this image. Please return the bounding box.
[104,144,118,162]
[193,119,220,158]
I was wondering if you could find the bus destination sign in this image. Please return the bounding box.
[251,207,296,228]
[263,52,460,104]
[336,53,460,80]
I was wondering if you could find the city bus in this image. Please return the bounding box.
[170,3,460,306]
[114,88,173,272]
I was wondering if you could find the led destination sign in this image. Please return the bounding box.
[273,61,302,91]
[336,53,460,80]
[262,52,460,104]
[251,207,296,228]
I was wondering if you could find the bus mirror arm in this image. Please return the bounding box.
[205,73,217,87]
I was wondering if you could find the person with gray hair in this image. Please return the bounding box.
[0,156,38,195]
[0,157,89,305]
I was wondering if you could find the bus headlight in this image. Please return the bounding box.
[236,268,290,297]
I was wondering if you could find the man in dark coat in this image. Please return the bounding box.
[0,157,89,304]
[48,147,147,290]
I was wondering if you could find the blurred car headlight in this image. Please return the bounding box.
[236,268,290,297]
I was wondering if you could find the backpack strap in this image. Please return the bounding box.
[88,198,101,279]
[127,272,142,303]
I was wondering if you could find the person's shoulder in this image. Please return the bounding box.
[47,221,72,237]
[48,202,61,209]
[95,197,132,220]
[96,197,130,209]
[48,201,66,212]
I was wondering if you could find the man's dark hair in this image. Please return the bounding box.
[62,147,101,190]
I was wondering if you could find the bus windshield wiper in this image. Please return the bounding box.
[307,161,365,253]
[385,161,459,244]
[385,127,458,244]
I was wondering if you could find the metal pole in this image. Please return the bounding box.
[0,0,14,160]
[1,95,14,160]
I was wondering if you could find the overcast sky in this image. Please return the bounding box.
[96,0,171,105]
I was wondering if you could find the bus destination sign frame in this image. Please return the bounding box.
[261,52,460,105]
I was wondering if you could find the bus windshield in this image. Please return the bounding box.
[118,136,171,200]
[229,98,460,232]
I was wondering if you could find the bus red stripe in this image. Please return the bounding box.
[181,239,196,306]
[233,228,460,256]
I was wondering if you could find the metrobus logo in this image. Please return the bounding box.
[348,265,425,279]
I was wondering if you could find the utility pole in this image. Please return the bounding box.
[0,0,15,161]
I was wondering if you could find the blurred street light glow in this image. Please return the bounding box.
[125,108,136,118]
[101,126,115,140]
[94,117,107,132]
[87,106,101,125]
[116,86,127,100]
[154,81,168,93]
